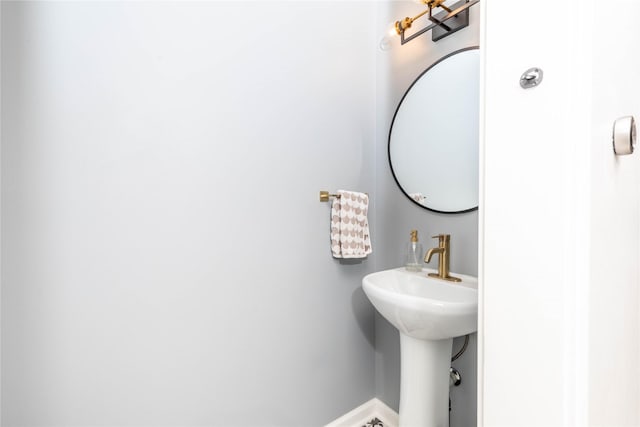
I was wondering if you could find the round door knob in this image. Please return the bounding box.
[613,116,636,155]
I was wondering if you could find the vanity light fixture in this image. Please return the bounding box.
[392,0,480,45]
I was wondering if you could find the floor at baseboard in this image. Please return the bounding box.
[362,417,385,427]
[325,398,398,427]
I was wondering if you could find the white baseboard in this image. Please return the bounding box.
[324,398,399,427]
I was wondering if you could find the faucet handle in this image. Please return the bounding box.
[431,234,450,246]
[431,234,450,239]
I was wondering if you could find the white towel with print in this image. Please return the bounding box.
[330,190,372,259]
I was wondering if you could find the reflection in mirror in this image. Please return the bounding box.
[389,47,479,213]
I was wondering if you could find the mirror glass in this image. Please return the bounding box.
[389,47,479,213]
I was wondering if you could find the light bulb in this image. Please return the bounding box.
[379,21,400,51]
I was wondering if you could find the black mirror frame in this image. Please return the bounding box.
[388,46,480,214]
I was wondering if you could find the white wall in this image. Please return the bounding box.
[374,2,479,426]
[481,0,640,425]
[1,2,377,425]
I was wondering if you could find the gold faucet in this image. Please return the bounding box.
[424,234,461,282]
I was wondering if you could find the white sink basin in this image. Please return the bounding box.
[362,267,478,340]
[362,267,478,427]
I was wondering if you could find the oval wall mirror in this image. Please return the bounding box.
[389,47,479,213]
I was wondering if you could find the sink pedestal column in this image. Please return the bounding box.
[399,334,453,427]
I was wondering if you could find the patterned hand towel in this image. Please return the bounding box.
[330,190,372,259]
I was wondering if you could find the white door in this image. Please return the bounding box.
[481,0,640,425]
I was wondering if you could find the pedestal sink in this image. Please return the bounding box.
[362,267,478,427]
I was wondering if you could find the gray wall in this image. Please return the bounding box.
[374,2,479,426]
[1,2,377,425]
[1,1,481,425]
